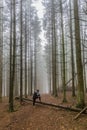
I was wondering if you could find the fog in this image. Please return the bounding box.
[1,0,49,96]
[33,0,49,93]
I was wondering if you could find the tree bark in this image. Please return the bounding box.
[20,0,23,103]
[9,0,16,111]
[73,0,85,108]
[60,0,67,102]
[69,0,75,97]
[0,0,3,102]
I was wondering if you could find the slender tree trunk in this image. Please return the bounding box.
[9,0,16,111]
[30,36,33,95]
[82,31,86,92]
[60,0,67,102]
[83,44,86,92]
[25,2,27,98]
[69,0,75,97]
[48,30,52,93]
[51,0,57,97]
[27,0,30,95]
[28,0,32,95]
[34,38,37,90]
[0,0,3,102]
[9,0,13,105]
[20,0,23,103]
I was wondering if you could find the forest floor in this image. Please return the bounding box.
[0,92,87,130]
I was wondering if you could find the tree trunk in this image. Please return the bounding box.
[25,2,27,98]
[51,0,57,97]
[20,0,23,103]
[34,38,37,90]
[9,0,16,111]
[60,0,67,102]
[0,0,3,102]
[69,0,75,97]
[73,0,85,108]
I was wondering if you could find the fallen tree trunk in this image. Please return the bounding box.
[15,97,87,114]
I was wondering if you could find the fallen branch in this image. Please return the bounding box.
[74,106,87,120]
[65,73,77,86]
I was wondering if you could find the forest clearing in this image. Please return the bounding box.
[0,93,87,130]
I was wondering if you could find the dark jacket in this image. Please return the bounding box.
[33,91,40,99]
